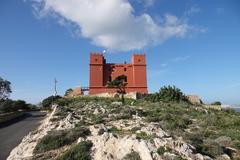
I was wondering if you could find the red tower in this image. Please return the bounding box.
[89,52,148,95]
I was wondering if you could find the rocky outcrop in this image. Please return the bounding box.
[7,105,78,160]
[7,102,210,160]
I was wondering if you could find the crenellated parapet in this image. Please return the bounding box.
[132,53,146,56]
[90,52,104,56]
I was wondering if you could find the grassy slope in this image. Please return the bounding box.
[35,96,240,159]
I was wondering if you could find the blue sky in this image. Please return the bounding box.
[0,0,240,105]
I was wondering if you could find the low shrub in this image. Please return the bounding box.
[34,130,68,153]
[130,127,141,133]
[59,141,93,160]
[108,126,124,135]
[201,140,224,158]
[42,95,62,109]
[176,156,187,160]
[34,127,91,153]
[144,86,189,103]
[114,107,136,120]
[188,134,224,158]
[91,114,105,124]
[136,132,156,143]
[157,146,165,155]
[0,99,36,113]
[211,101,222,105]
[136,131,148,140]
[123,151,141,160]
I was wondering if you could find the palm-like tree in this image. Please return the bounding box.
[107,75,127,104]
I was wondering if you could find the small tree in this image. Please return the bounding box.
[158,85,188,102]
[0,77,12,100]
[42,95,62,109]
[64,88,73,96]
[107,75,127,104]
[144,85,189,103]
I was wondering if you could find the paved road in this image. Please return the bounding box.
[0,111,46,160]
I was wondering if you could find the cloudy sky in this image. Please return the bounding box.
[0,0,240,105]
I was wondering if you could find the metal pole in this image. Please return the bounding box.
[54,78,57,96]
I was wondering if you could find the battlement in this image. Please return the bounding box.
[90,52,104,56]
[132,53,146,56]
[131,54,146,65]
[90,52,105,64]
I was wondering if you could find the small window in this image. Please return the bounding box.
[124,76,127,82]
[95,58,98,62]
[124,68,127,72]
[138,59,141,62]
[112,66,116,72]
[108,76,112,82]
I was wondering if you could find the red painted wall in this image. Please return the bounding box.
[89,53,148,95]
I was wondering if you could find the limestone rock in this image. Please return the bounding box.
[216,154,231,160]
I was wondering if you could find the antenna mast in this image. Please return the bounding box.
[54,78,58,96]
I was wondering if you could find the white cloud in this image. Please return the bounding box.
[28,0,192,51]
[148,69,168,79]
[161,63,168,67]
[141,0,155,7]
[171,55,190,62]
[185,6,201,15]
[159,55,191,68]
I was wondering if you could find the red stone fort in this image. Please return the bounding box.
[89,53,148,95]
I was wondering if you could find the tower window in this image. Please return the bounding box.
[95,58,98,62]
[124,68,127,72]
[112,66,116,72]
[138,59,141,62]
[124,76,127,82]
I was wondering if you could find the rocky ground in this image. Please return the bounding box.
[7,99,239,160]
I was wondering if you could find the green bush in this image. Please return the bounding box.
[130,127,141,133]
[108,126,124,135]
[12,100,29,110]
[42,95,62,109]
[64,88,73,96]
[176,156,187,160]
[67,127,91,139]
[157,145,172,154]
[157,146,165,155]
[144,86,189,103]
[136,132,156,142]
[34,130,68,153]
[59,141,93,160]
[212,101,222,105]
[188,131,225,158]
[136,131,148,140]
[123,151,141,160]
[91,114,105,124]
[144,93,160,103]
[0,99,14,112]
[56,98,72,107]
[201,140,224,158]
[116,107,135,120]
[34,127,91,153]
[158,86,188,103]
[0,99,36,113]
